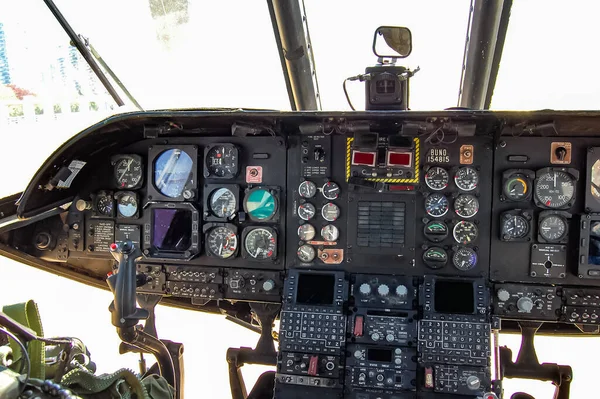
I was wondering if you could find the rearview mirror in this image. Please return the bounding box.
[373,26,412,58]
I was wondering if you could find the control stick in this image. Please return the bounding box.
[107,241,176,390]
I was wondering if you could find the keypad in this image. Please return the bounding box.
[418,320,491,366]
[280,306,346,354]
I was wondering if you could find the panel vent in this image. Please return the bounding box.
[356,201,405,248]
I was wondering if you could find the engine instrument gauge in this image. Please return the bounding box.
[113,155,143,189]
[424,166,449,191]
[244,188,278,221]
[298,203,316,221]
[298,224,316,241]
[297,244,316,263]
[321,225,339,242]
[423,247,448,269]
[534,170,576,209]
[154,149,194,198]
[205,145,239,178]
[539,214,568,242]
[244,228,276,260]
[453,221,478,244]
[209,188,237,219]
[504,175,530,201]
[454,194,479,218]
[425,193,449,218]
[453,247,477,271]
[299,181,317,198]
[501,215,529,240]
[423,221,448,242]
[322,181,340,200]
[95,194,114,216]
[206,226,238,259]
[455,167,479,191]
[116,192,138,218]
[321,202,340,222]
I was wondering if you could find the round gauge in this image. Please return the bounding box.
[298,203,316,221]
[154,149,194,198]
[539,214,568,242]
[210,188,237,219]
[455,167,479,191]
[299,181,317,198]
[454,194,479,218]
[453,247,478,271]
[205,145,239,178]
[114,156,143,189]
[504,175,530,201]
[534,170,575,208]
[423,221,449,242]
[423,247,448,269]
[321,202,340,222]
[244,228,277,260]
[321,225,339,242]
[425,193,450,218]
[453,221,478,244]
[96,195,113,216]
[244,189,277,221]
[501,215,529,239]
[425,166,449,191]
[116,193,138,218]
[297,244,316,263]
[206,226,238,259]
[322,182,340,200]
[298,224,316,241]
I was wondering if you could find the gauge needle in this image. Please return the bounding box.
[554,172,557,188]
[218,243,223,255]
[118,159,133,182]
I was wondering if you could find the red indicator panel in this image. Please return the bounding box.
[387,151,412,167]
[352,151,377,167]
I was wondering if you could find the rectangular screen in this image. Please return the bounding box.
[152,208,192,252]
[434,280,475,314]
[387,151,412,167]
[296,273,335,305]
[352,151,377,167]
[367,348,392,363]
[589,221,600,265]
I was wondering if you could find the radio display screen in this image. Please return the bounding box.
[152,208,193,252]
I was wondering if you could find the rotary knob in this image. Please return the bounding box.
[376,374,385,382]
[497,289,510,302]
[395,285,408,297]
[386,334,395,342]
[359,283,371,295]
[517,297,534,313]
[354,350,364,359]
[466,375,481,390]
[370,332,380,341]
[377,284,390,296]
[262,279,275,292]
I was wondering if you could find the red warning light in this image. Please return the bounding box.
[110,243,118,251]
[351,151,377,167]
[387,151,412,167]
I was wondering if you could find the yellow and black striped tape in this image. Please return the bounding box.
[346,137,420,183]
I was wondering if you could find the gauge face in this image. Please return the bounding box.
[504,175,530,201]
[425,166,449,191]
[299,181,317,198]
[298,203,316,221]
[501,215,529,239]
[455,167,479,191]
[425,193,450,218]
[298,224,316,241]
[539,215,567,242]
[154,149,194,198]
[453,247,477,271]
[321,202,340,222]
[321,225,339,242]
[297,244,316,262]
[114,156,143,189]
[454,194,479,218]
[453,221,478,244]
[116,193,138,218]
[244,228,276,260]
[210,188,237,219]
[424,221,448,242]
[534,170,575,208]
[423,247,448,269]
[322,182,340,200]
[96,195,114,216]
[245,189,277,220]
[207,226,238,259]
[206,145,239,178]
